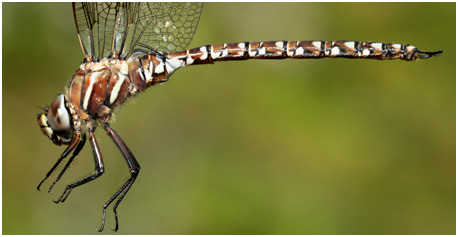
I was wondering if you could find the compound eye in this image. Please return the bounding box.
[47,94,71,132]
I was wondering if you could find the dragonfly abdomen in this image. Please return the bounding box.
[126,54,170,92]
[168,40,441,67]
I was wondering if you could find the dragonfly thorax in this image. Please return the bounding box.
[68,58,132,118]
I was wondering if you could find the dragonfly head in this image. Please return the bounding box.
[37,94,75,146]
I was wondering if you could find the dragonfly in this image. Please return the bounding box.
[36,2,442,232]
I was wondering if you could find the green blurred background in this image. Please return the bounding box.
[3,2,455,234]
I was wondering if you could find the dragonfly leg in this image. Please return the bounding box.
[54,128,104,203]
[37,133,84,191]
[98,125,140,232]
[47,133,87,193]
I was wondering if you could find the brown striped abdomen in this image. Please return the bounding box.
[118,40,442,95]
[176,40,442,66]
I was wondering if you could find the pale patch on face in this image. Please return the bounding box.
[331,47,340,56]
[83,72,101,110]
[295,47,304,56]
[344,41,355,49]
[42,126,54,139]
[275,41,284,48]
[38,113,47,127]
[312,41,321,49]
[38,114,54,140]
[110,73,126,104]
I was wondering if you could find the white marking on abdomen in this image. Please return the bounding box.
[210,47,222,59]
[275,41,283,48]
[200,52,208,60]
[371,43,383,49]
[248,49,256,57]
[221,48,228,57]
[344,41,355,48]
[287,50,293,57]
[110,73,126,104]
[295,47,304,56]
[143,63,153,83]
[82,72,101,110]
[154,57,164,74]
[186,50,194,65]
[312,41,321,49]
[286,43,294,57]
[200,46,208,60]
[331,47,340,56]
[248,43,256,57]
[165,57,185,74]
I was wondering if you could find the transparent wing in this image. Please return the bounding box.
[73,3,121,60]
[127,3,203,55]
[72,3,203,60]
